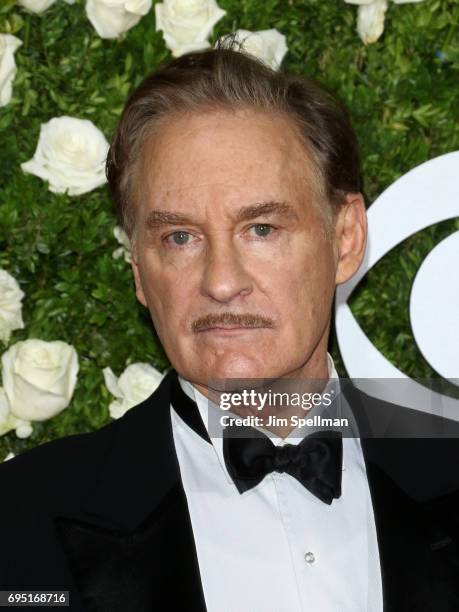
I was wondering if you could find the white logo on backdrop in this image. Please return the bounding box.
[335,151,459,419]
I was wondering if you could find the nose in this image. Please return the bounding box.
[200,236,253,304]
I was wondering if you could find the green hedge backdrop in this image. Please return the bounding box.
[1,0,458,459]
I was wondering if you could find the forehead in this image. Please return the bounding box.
[137,108,317,212]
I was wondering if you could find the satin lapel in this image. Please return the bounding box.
[53,369,207,612]
[361,440,438,611]
[341,381,450,611]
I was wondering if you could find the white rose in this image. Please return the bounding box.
[21,116,109,196]
[0,386,33,438]
[103,363,164,419]
[216,29,288,71]
[0,269,25,345]
[357,0,388,44]
[0,34,22,108]
[1,339,79,422]
[112,226,132,263]
[18,0,74,13]
[86,0,152,39]
[18,0,56,12]
[345,0,424,44]
[155,0,226,57]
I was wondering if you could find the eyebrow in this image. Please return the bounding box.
[144,200,299,230]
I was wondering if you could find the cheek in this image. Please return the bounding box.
[138,256,191,328]
[264,235,335,298]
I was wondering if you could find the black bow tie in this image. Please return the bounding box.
[222,426,343,504]
[170,372,343,505]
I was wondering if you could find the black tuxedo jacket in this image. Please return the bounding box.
[1,369,459,611]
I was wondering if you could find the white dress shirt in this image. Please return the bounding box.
[170,354,383,612]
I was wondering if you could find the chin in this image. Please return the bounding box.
[201,354,269,384]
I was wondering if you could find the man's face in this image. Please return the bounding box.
[131,108,363,389]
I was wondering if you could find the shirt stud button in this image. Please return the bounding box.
[304,551,316,565]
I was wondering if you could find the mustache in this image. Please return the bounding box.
[192,312,274,332]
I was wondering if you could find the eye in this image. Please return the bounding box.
[164,230,195,247]
[247,223,276,238]
[335,151,459,416]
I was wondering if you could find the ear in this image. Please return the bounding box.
[334,192,367,285]
[130,246,148,308]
